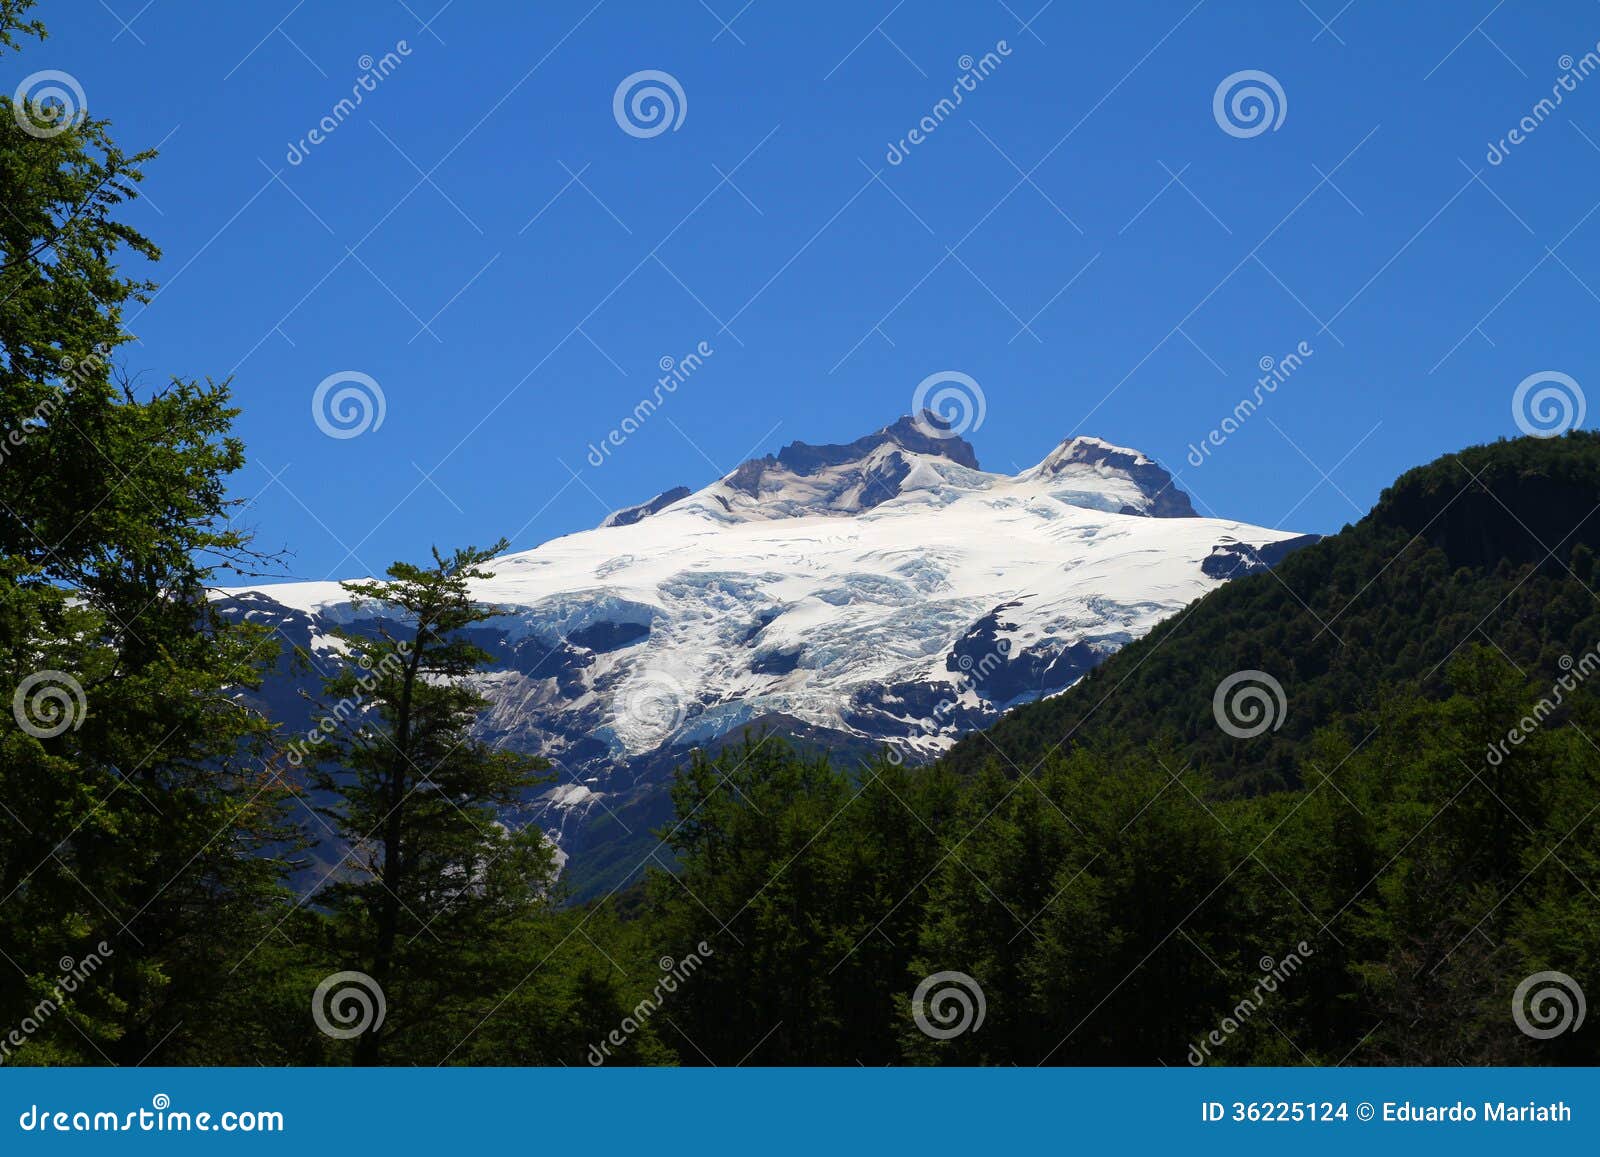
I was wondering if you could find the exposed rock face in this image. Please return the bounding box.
[601,486,692,528]
[1201,534,1323,579]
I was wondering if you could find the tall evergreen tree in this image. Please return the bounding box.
[307,541,556,1064]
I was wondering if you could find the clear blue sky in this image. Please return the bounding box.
[26,0,1600,580]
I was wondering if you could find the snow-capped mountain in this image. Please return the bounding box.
[220,414,1316,896]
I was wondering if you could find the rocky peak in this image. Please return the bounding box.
[1028,435,1196,518]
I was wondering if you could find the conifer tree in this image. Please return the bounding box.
[307,541,555,1064]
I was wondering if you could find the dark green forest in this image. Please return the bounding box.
[2,0,1596,1067]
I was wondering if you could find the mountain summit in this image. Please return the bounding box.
[613,414,1199,525]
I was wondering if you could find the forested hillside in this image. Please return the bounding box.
[943,433,1600,794]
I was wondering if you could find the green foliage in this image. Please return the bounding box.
[304,541,565,1064]
[0,0,299,1065]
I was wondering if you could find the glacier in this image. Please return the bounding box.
[218,413,1316,897]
